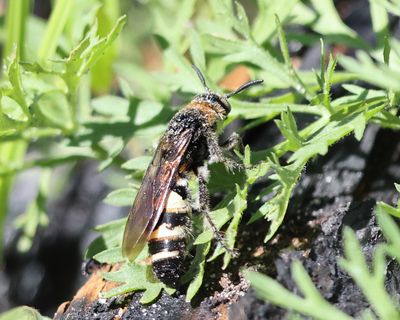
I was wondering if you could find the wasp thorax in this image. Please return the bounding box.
[194,92,231,118]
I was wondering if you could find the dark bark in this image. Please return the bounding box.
[52,127,400,320]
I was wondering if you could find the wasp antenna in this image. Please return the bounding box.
[192,64,210,92]
[225,79,264,99]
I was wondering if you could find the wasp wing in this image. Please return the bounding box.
[122,129,193,261]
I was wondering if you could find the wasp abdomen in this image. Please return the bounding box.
[149,190,191,287]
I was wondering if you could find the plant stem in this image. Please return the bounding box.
[4,0,30,59]
[0,0,30,259]
[37,0,73,63]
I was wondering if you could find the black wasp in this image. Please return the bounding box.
[122,65,263,287]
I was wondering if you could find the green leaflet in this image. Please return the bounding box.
[0,306,51,320]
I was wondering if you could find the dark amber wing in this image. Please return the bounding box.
[122,129,192,261]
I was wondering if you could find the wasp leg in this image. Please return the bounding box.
[197,166,238,257]
[205,131,243,171]
[220,132,244,153]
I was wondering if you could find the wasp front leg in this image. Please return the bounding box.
[197,166,238,257]
[220,132,244,153]
[205,130,244,172]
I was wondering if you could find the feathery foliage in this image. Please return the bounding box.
[0,0,399,306]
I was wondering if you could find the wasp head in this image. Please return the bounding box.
[192,65,263,120]
[194,92,231,119]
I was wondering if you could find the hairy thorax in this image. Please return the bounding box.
[183,101,223,126]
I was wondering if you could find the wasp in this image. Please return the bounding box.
[122,65,263,287]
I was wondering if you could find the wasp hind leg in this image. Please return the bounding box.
[197,166,238,257]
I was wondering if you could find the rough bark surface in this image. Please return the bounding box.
[52,127,400,319]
